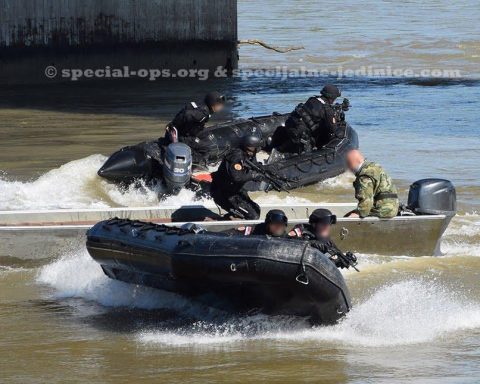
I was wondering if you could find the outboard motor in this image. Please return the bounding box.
[408,179,456,216]
[162,143,192,194]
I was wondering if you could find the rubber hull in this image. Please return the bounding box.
[98,141,163,184]
[247,123,359,191]
[193,113,289,163]
[86,219,351,324]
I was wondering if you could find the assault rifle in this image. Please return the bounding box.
[332,98,351,123]
[328,247,359,272]
[244,159,294,193]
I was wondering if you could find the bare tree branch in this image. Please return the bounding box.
[238,39,304,53]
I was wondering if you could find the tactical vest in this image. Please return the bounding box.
[288,224,316,240]
[292,97,327,133]
[170,102,210,137]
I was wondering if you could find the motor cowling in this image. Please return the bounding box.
[408,179,456,216]
[162,143,192,194]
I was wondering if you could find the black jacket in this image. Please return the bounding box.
[226,222,288,237]
[287,96,337,147]
[289,224,357,269]
[169,102,211,138]
[211,149,260,194]
[289,224,341,254]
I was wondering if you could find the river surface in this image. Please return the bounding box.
[1,1,480,383]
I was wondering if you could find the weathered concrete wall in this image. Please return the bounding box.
[0,0,238,83]
[0,0,237,46]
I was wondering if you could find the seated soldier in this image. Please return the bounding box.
[228,209,289,237]
[289,208,358,270]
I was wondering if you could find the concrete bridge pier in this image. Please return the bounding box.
[0,0,238,83]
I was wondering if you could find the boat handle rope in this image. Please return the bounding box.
[312,155,326,166]
[295,159,314,174]
[295,243,310,285]
[325,151,336,164]
[105,218,192,237]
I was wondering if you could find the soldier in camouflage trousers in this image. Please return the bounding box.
[345,150,399,218]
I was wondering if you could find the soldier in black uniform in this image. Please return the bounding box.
[210,135,267,220]
[228,209,289,237]
[274,84,342,154]
[165,91,226,162]
[289,208,358,270]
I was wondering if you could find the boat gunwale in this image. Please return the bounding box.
[0,202,359,215]
[0,214,449,231]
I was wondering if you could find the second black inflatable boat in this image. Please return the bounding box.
[86,219,352,324]
[246,122,359,191]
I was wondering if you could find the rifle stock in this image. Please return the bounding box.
[244,159,291,193]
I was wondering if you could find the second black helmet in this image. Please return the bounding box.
[320,84,341,99]
[265,209,288,226]
[204,91,226,108]
[309,208,337,226]
[242,135,263,149]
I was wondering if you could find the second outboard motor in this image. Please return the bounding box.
[408,179,456,216]
[162,143,192,194]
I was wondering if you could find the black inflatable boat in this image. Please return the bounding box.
[86,219,352,324]
[98,113,288,185]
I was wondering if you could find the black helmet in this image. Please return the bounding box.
[309,208,337,226]
[242,135,263,149]
[265,209,288,226]
[320,84,341,99]
[205,91,226,108]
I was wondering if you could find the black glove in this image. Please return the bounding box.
[330,251,358,270]
[346,251,358,264]
[310,240,328,253]
[250,171,265,182]
[329,253,347,269]
[300,140,313,153]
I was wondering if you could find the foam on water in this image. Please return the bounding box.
[139,280,480,348]
[444,215,480,237]
[441,241,480,257]
[441,215,480,256]
[0,155,110,209]
[36,249,222,319]
[254,194,311,204]
[36,250,480,348]
[0,265,26,275]
[0,155,209,210]
[317,172,355,189]
[0,155,316,210]
[286,280,480,347]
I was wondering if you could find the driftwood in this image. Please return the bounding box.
[238,39,304,53]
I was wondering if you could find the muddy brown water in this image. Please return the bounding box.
[1,0,480,382]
